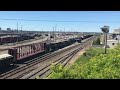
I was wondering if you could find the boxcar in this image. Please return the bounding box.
[8,42,45,61]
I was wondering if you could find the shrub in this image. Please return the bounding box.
[93,37,100,45]
[47,46,120,79]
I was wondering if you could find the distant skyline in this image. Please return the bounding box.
[0,11,120,33]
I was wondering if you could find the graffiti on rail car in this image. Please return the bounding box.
[8,43,45,61]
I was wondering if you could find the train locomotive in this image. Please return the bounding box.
[0,34,93,68]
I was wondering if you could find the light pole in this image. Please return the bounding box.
[101,26,109,54]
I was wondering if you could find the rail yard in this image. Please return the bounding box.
[0,11,120,79]
[0,29,97,79]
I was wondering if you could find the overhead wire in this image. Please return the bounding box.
[0,18,120,23]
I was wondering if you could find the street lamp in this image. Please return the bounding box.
[101,26,109,54]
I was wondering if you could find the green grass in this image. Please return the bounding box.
[46,47,107,79]
[47,46,120,79]
[75,47,104,65]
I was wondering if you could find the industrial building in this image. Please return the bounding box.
[101,28,120,48]
[107,39,118,48]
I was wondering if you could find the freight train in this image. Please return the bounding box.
[0,34,35,45]
[0,35,93,68]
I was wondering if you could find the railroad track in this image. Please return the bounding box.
[24,47,82,79]
[0,42,82,79]
[16,49,79,79]
[0,36,95,79]
[18,38,94,79]
[18,49,79,79]
[40,36,96,79]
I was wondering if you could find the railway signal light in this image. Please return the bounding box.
[101,26,109,54]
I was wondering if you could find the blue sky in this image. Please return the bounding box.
[0,11,120,33]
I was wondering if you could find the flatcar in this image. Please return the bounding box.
[0,54,13,68]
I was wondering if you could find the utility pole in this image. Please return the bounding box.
[21,25,22,43]
[17,22,18,44]
[71,28,73,39]
[64,27,65,40]
[60,28,62,40]
[105,32,107,53]
[21,25,22,31]
[55,24,57,43]
[53,26,54,43]
[49,31,51,43]
[41,28,43,42]
[20,25,22,36]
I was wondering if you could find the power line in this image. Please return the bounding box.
[1,18,120,23]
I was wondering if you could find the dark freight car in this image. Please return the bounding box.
[0,54,13,68]
[1,34,94,67]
